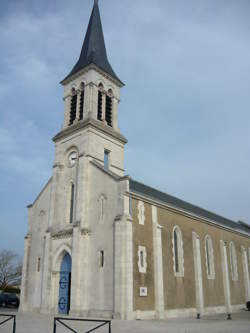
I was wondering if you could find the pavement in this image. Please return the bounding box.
[0,308,250,333]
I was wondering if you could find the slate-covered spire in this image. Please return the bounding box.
[62,0,123,85]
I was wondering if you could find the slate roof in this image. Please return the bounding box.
[62,0,123,85]
[130,179,250,235]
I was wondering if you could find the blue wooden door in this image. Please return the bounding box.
[58,254,72,314]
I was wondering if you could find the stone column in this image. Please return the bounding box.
[75,90,81,122]
[114,195,133,320]
[152,205,165,319]
[41,231,52,313]
[63,95,71,129]
[112,98,119,131]
[79,231,90,315]
[220,240,232,314]
[241,246,250,302]
[102,91,106,122]
[19,234,31,312]
[192,232,204,317]
[69,225,81,315]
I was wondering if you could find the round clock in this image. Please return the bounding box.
[68,151,78,167]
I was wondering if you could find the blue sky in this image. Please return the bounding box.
[1,0,250,255]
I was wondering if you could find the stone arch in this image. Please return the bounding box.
[53,243,72,272]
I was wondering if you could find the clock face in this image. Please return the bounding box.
[68,151,78,167]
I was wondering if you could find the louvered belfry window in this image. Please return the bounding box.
[105,93,112,127]
[97,83,103,121]
[79,83,84,120]
[69,89,77,125]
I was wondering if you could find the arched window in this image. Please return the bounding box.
[105,89,113,127]
[98,194,106,223]
[137,246,147,273]
[69,88,77,125]
[205,235,215,279]
[229,242,238,281]
[97,83,103,121]
[79,82,85,120]
[172,226,184,277]
[69,183,75,224]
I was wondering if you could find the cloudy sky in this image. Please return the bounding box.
[0,0,250,255]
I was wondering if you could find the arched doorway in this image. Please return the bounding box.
[58,253,72,314]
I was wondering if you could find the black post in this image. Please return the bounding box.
[53,318,56,333]
[109,321,111,333]
[196,313,200,319]
[13,316,16,333]
[227,313,232,320]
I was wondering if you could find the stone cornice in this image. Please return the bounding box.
[60,63,124,88]
[53,118,127,144]
[51,228,73,240]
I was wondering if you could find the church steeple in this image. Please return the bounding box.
[62,0,123,86]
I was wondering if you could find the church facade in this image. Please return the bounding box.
[20,1,250,320]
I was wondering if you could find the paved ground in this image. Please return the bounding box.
[0,308,250,333]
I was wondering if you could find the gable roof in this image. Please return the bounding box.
[61,0,123,85]
[130,179,250,235]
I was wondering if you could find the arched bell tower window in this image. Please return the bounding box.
[69,88,77,125]
[97,83,104,121]
[105,89,113,127]
[79,82,85,121]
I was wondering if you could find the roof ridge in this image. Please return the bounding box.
[130,179,242,228]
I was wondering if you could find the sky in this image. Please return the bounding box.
[0,0,250,255]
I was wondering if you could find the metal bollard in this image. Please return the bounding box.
[227,314,232,320]
[196,313,201,320]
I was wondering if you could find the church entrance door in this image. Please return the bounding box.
[58,253,72,314]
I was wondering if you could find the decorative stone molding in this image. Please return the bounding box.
[137,201,145,225]
[81,228,91,236]
[51,228,73,240]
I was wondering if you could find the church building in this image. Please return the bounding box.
[20,0,250,320]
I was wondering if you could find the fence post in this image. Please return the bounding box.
[109,321,111,333]
[53,318,56,333]
[13,316,16,333]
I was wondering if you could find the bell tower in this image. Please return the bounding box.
[54,0,127,176]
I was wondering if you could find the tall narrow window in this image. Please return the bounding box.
[172,226,184,277]
[100,250,104,268]
[69,183,75,224]
[37,257,41,272]
[205,235,215,279]
[205,238,211,276]
[69,88,77,125]
[79,83,84,120]
[104,150,109,169]
[229,242,238,281]
[105,90,113,127]
[97,84,103,121]
[174,229,179,273]
[138,246,147,273]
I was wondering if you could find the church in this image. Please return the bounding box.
[20,0,250,320]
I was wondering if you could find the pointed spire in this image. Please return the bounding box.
[62,0,123,85]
